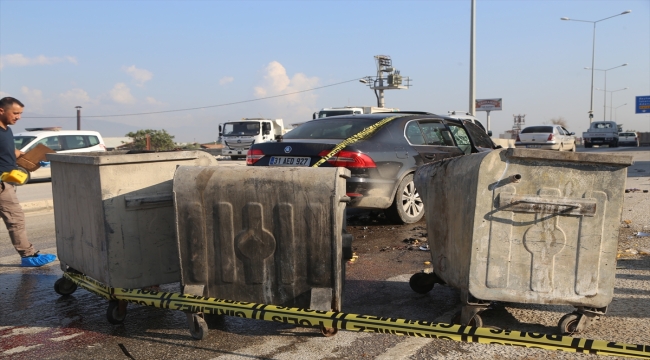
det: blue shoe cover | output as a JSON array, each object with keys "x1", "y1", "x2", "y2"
[{"x1": 21, "y1": 253, "x2": 57, "y2": 267}]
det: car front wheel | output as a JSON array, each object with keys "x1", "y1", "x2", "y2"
[{"x1": 385, "y1": 174, "x2": 425, "y2": 224}]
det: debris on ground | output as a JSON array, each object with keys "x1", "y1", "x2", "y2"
[
  {"x1": 636, "y1": 232, "x2": 650, "y2": 238},
  {"x1": 419, "y1": 245, "x2": 430, "y2": 251}
]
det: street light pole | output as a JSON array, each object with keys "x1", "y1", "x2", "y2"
[
  {"x1": 585, "y1": 63, "x2": 627, "y2": 120},
  {"x1": 469, "y1": 0, "x2": 476, "y2": 116},
  {"x1": 561, "y1": 10, "x2": 631, "y2": 126},
  {"x1": 614, "y1": 103, "x2": 627, "y2": 122},
  {"x1": 596, "y1": 87, "x2": 627, "y2": 120},
  {"x1": 75, "y1": 106, "x2": 82, "y2": 130}
]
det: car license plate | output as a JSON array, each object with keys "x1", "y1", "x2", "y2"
[
  {"x1": 527, "y1": 145, "x2": 541, "y2": 148},
  {"x1": 268, "y1": 156, "x2": 311, "y2": 166}
]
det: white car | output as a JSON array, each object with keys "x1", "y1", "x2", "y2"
[
  {"x1": 13, "y1": 128, "x2": 106, "y2": 182},
  {"x1": 618, "y1": 132, "x2": 639, "y2": 147},
  {"x1": 515, "y1": 125, "x2": 576, "y2": 151}
]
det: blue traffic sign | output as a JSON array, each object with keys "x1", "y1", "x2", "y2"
[{"x1": 636, "y1": 95, "x2": 650, "y2": 114}]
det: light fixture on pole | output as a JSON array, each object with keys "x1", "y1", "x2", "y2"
[
  {"x1": 614, "y1": 103, "x2": 627, "y2": 122},
  {"x1": 561, "y1": 10, "x2": 631, "y2": 125},
  {"x1": 359, "y1": 56, "x2": 411, "y2": 108},
  {"x1": 595, "y1": 87, "x2": 628, "y2": 120},
  {"x1": 584, "y1": 63, "x2": 627, "y2": 120}
]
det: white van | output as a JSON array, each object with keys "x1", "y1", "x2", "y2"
[{"x1": 13, "y1": 128, "x2": 106, "y2": 181}]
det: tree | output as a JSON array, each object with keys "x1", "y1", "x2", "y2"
[
  {"x1": 550, "y1": 117, "x2": 568, "y2": 128},
  {"x1": 125, "y1": 129, "x2": 176, "y2": 151}
]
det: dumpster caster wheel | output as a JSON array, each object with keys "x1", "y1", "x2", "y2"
[
  {"x1": 54, "y1": 277, "x2": 77, "y2": 296},
  {"x1": 106, "y1": 300, "x2": 128, "y2": 325},
  {"x1": 558, "y1": 313, "x2": 581, "y2": 335},
  {"x1": 189, "y1": 314, "x2": 209, "y2": 340},
  {"x1": 320, "y1": 325, "x2": 338, "y2": 337},
  {"x1": 452, "y1": 311, "x2": 483, "y2": 328},
  {"x1": 409, "y1": 272, "x2": 438, "y2": 294}
]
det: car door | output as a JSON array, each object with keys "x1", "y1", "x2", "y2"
[
  {"x1": 561, "y1": 126, "x2": 574, "y2": 146},
  {"x1": 403, "y1": 120, "x2": 463, "y2": 163},
  {"x1": 554, "y1": 126, "x2": 565, "y2": 148}
]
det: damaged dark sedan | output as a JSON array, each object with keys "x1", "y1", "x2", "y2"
[{"x1": 246, "y1": 113, "x2": 497, "y2": 224}]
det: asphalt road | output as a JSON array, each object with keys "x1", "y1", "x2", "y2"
[{"x1": 1, "y1": 147, "x2": 649, "y2": 360}]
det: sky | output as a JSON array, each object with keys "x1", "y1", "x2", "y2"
[{"x1": 1, "y1": 0, "x2": 649, "y2": 143}]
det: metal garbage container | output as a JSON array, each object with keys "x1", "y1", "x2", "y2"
[
  {"x1": 49, "y1": 150, "x2": 218, "y2": 291},
  {"x1": 411, "y1": 148, "x2": 633, "y2": 334},
  {"x1": 173, "y1": 166, "x2": 351, "y2": 339}
]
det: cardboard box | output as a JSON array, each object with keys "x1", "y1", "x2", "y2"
[{"x1": 16, "y1": 144, "x2": 55, "y2": 172}]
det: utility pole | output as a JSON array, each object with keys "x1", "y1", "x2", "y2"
[
  {"x1": 359, "y1": 55, "x2": 411, "y2": 108},
  {"x1": 75, "y1": 106, "x2": 82, "y2": 130}
]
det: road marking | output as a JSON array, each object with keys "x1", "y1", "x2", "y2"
[
  {"x1": 50, "y1": 333, "x2": 83, "y2": 342},
  {"x1": 209, "y1": 328, "x2": 371, "y2": 360},
  {"x1": 1, "y1": 327, "x2": 50, "y2": 338},
  {"x1": 209, "y1": 336, "x2": 296, "y2": 359},
  {"x1": 3, "y1": 344, "x2": 43, "y2": 355},
  {"x1": 375, "y1": 337, "x2": 432, "y2": 360},
  {"x1": 274, "y1": 331, "x2": 371, "y2": 360}
]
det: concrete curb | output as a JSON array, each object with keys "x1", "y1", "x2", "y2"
[{"x1": 21, "y1": 199, "x2": 54, "y2": 213}]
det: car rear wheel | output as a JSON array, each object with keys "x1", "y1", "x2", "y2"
[{"x1": 385, "y1": 174, "x2": 424, "y2": 224}]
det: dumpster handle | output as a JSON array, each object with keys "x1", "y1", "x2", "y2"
[
  {"x1": 124, "y1": 194, "x2": 173, "y2": 210},
  {"x1": 498, "y1": 193, "x2": 597, "y2": 216}
]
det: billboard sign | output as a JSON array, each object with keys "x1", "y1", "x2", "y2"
[
  {"x1": 636, "y1": 95, "x2": 650, "y2": 114},
  {"x1": 476, "y1": 98, "x2": 502, "y2": 111}
]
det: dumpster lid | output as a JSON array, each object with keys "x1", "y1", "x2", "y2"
[
  {"x1": 46, "y1": 150, "x2": 211, "y2": 165},
  {"x1": 505, "y1": 148, "x2": 633, "y2": 167}
]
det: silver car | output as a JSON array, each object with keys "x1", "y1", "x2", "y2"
[{"x1": 515, "y1": 125, "x2": 576, "y2": 151}]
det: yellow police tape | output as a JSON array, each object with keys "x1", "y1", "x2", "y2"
[
  {"x1": 64, "y1": 272, "x2": 650, "y2": 358},
  {"x1": 312, "y1": 115, "x2": 406, "y2": 167}
]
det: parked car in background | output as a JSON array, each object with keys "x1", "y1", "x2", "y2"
[
  {"x1": 246, "y1": 113, "x2": 497, "y2": 224},
  {"x1": 618, "y1": 132, "x2": 639, "y2": 147},
  {"x1": 13, "y1": 128, "x2": 106, "y2": 182},
  {"x1": 515, "y1": 125, "x2": 576, "y2": 151}
]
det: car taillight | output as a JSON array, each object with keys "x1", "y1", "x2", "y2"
[
  {"x1": 246, "y1": 149, "x2": 264, "y2": 165},
  {"x1": 547, "y1": 134, "x2": 555, "y2": 141},
  {"x1": 317, "y1": 150, "x2": 377, "y2": 168},
  {"x1": 516, "y1": 135, "x2": 520, "y2": 142},
  {"x1": 100, "y1": 144, "x2": 106, "y2": 150}
]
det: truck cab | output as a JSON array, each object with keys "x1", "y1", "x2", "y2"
[{"x1": 220, "y1": 118, "x2": 285, "y2": 159}]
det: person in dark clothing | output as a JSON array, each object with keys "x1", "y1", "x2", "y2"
[{"x1": 0, "y1": 97, "x2": 56, "y2": 267}]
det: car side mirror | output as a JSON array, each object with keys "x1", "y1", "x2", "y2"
[
  {"x1": 313, "y1": 112, "x2": 317, "y2": 119},
  {"x1": 218, "y1": 125, "x2": 222, "y2": 132},
  {"x1": 487, "y1": 130, "x2": 493, "y2": 137},
  {"x1": 570, "y1": 132, "x2": 575, "y2": 135},
  {"x1": 264, "y1": 130, "x2": 271, "y2": 135}
]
